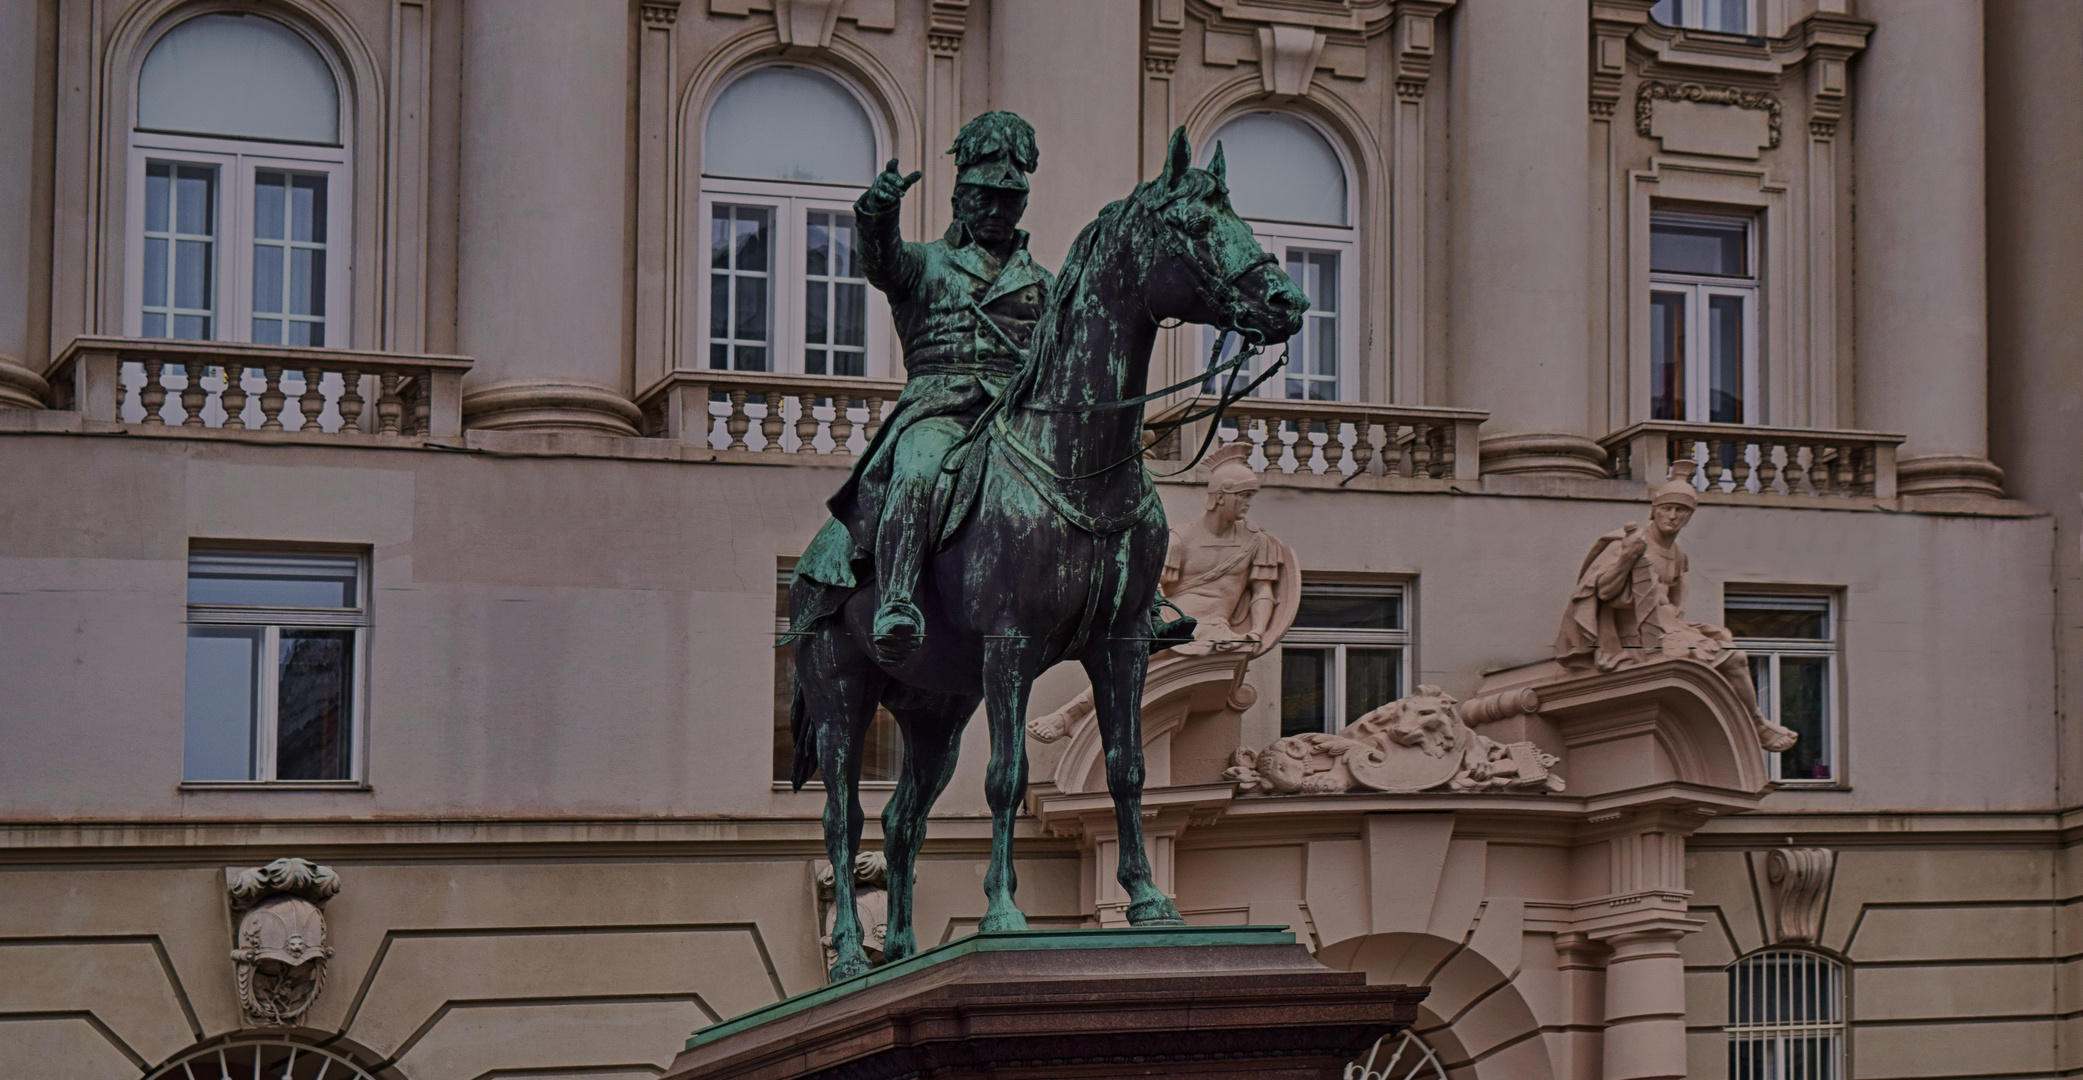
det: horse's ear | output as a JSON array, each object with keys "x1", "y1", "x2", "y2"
[
  {"x1": 1208, "y1": 141, "x2": 1227, "y2": 185},
  {"x1": 1161, "y1": 126, "x2": 1191, "y2": 189}
]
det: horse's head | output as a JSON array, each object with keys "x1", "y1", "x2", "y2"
[{"x1": 1133, "y1": 127, "x2": 1309, "y2": 346}]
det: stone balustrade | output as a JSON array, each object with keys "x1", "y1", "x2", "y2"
[
  {"x1": 639, "y1": 370, "x2": 907, "y2": 456},
  {"x1": 45, "y1": 336, "x2": 470, "y2": 438},
  {"x1": 1149, "y1": 396, "x2": 1487, "y2": 481},
  {"x1": 1603, "y1": 421, "x2": 1907, "y2": 500}
]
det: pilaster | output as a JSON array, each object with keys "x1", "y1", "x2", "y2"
[{"x1": 635, "y1": 1, "x2": 681, "y2": 392}]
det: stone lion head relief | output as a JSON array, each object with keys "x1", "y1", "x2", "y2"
[
  {"x1": 1364, "y1": 686, "x2": 1461, "y2": 758},
  {"x1": 227, "y1": 857, "x2": 340, "y2": 1026}
]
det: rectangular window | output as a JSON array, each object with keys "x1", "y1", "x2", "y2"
[
  {"x1": 772, "y1": 570, "x2": 902, "y2": 783},
  {"x1": 1650, "y1": 212, "x2": 1758, "y2": 424},
  {"x1": 183, "y1": 551, "x2": 365, "y2": 784},
  {"x1": 1203, "y1": 231, "x2": 1357, "y2": 403},
  {"x1": 1650, "y1": 0, "x2": 1756, "y2": 34},
  {"x1": 250, "y1": 170, "x2": 329, "y2": 347},
  {"x1": 711, "y1": 204, "x2": 773, "y2": 371},
  {"x1": 1280, "y1": 584, "x2": 1410, "y2": 737},
  {"x1": 142, "y1": 161, "x2": 218, "y2": 340},
  {"x1": 1726, "y1": 593, "x2": 1837, "y2": 784}
]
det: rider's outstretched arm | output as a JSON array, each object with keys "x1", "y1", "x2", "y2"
[{"x1": 854, "y1": 158, "x2": 926, "y2": 299}]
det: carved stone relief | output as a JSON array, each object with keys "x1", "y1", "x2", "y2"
[
  {"x1": 816, "y1": 852, "x2": 888, "y2": 973},
  {"x1": 1637, "y1": 81, "x2": 1782, "y2": 158},
  {"x1": 1767, "y1": 847, "x2": 1834, "y2": 944},
  {"x1": 1225, "y1": 686, "x2": 1565, "y2": 796},
  {"x1": 227, "y1": 858, "x2": 340, "y2": 1026}
]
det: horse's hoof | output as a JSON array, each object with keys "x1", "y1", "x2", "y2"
[
  {"x1": 978, "y1": 908, "x2": 1029, "y2": 933},
  {"x1": 1126, "y1": 897, "x2": 1186, "y2": 926},
  {"x1": 829, "y1": 953, "x2": 871, "y2": 981},
  {"x1": 882, "y1": 932, "x2": 917, "y2": 963}
]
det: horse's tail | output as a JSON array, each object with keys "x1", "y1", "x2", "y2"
[{"x1": 788, "y1": 666, "x2": 818, "y2": 792}]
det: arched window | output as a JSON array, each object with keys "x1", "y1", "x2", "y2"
[
  {"x1": 698, "y1": 65, "x2": 888, "y2": 378},
  {"x1": 1728, "y1": 949, "x2": 1845, "y2": 1080},
  {"x1": 1345, "y1": 1030, "x2": 1449, "y2": 1080},
  {"x1": 148, "y1": 1036, "x2": 385, "y2": 1079},
  {"x1": 1202, "y1": 111, "x2": 1357, "y2": 401},
  {"x1": 127, "y1": 12, "x2": 349, "y2": 346}
]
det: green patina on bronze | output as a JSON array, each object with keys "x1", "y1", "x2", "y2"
[{"x1": 786, "y1": 115, "x2": 1309, "y2": 983}]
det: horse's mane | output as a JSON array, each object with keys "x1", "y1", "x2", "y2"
[{"x1": 1004, "y1": 168, "x2": 1225, "y2": 411}]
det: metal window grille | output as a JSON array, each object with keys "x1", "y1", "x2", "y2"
[
  {"x1": 1727, "y1": 949, "x2": 1845, "y2": 1080},
  {"x1": 149, "y1": 1038, "x2": 382, "y2": 1079},
  {"x1": 1346, "y1": 1031, "x2": 1449, "y2": 1080}
]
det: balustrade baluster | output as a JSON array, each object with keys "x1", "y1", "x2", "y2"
[
  {"x1": 1731, "y1": 442, "x2": 1754, "y2": 493},
  {"x1": 724, "y1": 390, "x2": 751, "y2": 450},
  {"x1": 1608, "y1": 440, "x2": 1631, "y2": 480},
  {"x1": 864, "y1": 396, "x2": 887, "y2": 443},
  {"x1": 220, "y1": 363, "x2": 248, "y2": 430},
  {"x1": 1432, "y1": 424, "x2": 1453, "y2": 479},
  {"x1": 1834, "y1": 442, "x2": 1856, "y2": 492},
  {"x1": 139, "y1": 358, "x2": 167, "y2": 425},
  {"x1": 179, "y1": 363, "x2": 207, "y2": 426},
  {"x1": 1855, "y1": 444, "x2": 1876, "y2": 496},
  {"x1": 1411, "y1": 423, "x2": 1433, "y2": 477},
  {"x1": 1350, "y1": 419, "x2": 1374, "y2": 475},
  {"x1": 410, "y1": 375, "x2": 432, "y2": 436},
  {"x1": 1323, "y1": 419, "x2": 1347, "y2": 474},
  {"x1": 376, "y1": 372, "x2": 404, "y2": 434},
  {"x1": 1756, "y1": 443, "x2": 1780, "y2": 494},
  {"x1": 830, "y1": 396, "x2": 855, "y2": 455},
  {"x1": 796, "y1": 392, "x2": 820, "y2": 454},
  {"x1": 1813, "y1": 445, "x2": 1837, "y2": 494},
  {"x1": 761, "y1": 390, "x2": 786, "y2": 452},
  {"x1": 259, "y1": 366, "x2": 287, "y2": 430},
  {"x1": 338, "y1": 367, "x2": 365, "y2": 433},
  {"x1": 1382, "y1": 423, "x2": 1404, "y2": 477},
  {"x1": 298, "y1": 367, "x2": 325, "y2": 432}
]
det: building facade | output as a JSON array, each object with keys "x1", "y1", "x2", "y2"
[{"x1": 0, "y1": 0, "x2": 2078, "y2": 1078}]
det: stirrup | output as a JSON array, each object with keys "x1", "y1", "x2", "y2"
[
  {"x1": 873, "y1": 599, "x2": 925, "y2": 663},
  {"x1": 1148, "y1": 597, "x2": 1197, "y2": 653}
]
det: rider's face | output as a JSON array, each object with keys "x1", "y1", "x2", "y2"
[{"x1": 954, "y1": 184, "x2": 1027, "y2": 247}]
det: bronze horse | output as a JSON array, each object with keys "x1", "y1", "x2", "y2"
[{"x1": 790, "y1": 128, "x2": 1308, "y2": 980}]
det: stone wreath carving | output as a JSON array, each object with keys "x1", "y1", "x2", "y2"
[
  {"x1": 816, "y1": 852, "x2": 889, "y2": 974},
  {"x1": 1225, "y1": 686, "x2": 1565, "y2": 796},
  {"x1": 1636, "y1": 80, "x2": 1782, "y2": 149},
  {"x1": 227, "y1": 857, "x2": 340, "y2": 1026}
]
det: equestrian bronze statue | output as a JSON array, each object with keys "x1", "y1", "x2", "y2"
[{"x1": 788, "y1": 117, "x2": 1307, "y2": 981}]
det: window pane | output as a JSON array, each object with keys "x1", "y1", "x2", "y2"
[
  {"x1": 734, "y1": 276, "x2": 767, "y2": 340},
  {"x1": 831, "y1": 215, "x2": 856, "y2": 278},
  {"x1": 1295, "y1": 591, "x2": 1400, "y2": 630},
  {"x1": 705, "y1": 66, "x2": 876, "y2": 185},
  {"x1": 174, "y1": 239, "x2": 211, "y2": 311},
  {"x1": 1651, "y1": 291, "x2": 1686, "y2": 420},
  {"x1": 806, "y1": 212, "x2": 829, "y2": 276},
  {"x1": 143, "y1": 237, "x2": 168, "y2": 308},
  {"x1": 184, "y1": 626, "x2": 260, "y2": 780},
  {"x1": 1651, "y1": 217, "x2": 1747, "y2": 276},
  {"x1": 291, "y1": 174, "x2": 325, "y2": 243},
  {"x1": 734, "y1": 345, "x2": 767, "y2": 371},
  {"x1": 137, "y1": 13, "x2": 340, "y2": 143},
  {"x1": 1704, "y1": 0, "x2": 1752, "y2": 33},
  {"x1": 1727, "y1": 597, "x2": 1829, "y2": 639},
  {"x1": 276, "y1": 629, "x2": 352, "y2": 780},
  {"x1": 805, "y1": 348, "x2": 827, "y2": 375},
  {"x1": 1281, "y1": 647, "x2": 1328, "y2": 737},
  {"x1": 836, "y1": 282, "x2": 865, "y2": 348},
  {"x1": 1203, "y1": 111, "x2": 1346, "y2": 225},
  {"x1": 255, "y1": 172, "x2": 286, "y2": 240},
  {"x1": 1709, "y1": 293, "x2": 1745, "y2": 423},
  {"x1": 290, "y1": 247, "x2": 321, "y2": 315},
  {"x1": 252, "y1": 318, "x2": 283, "y2": 344},
  {"x1": 806, "y1": 279, "x2": 827, "y2": 344},
  {"x1": 1345, "y1": 647, "x2": 1401, "y2": 725},
  {"x1": 145, "y1": 163, "x2": 171, "y2": 232},
  {"x1": 709, "y1": 274, "x2": 730, "y2": 339},
  {"x1": 175, "y1": 167, "x2": 214, "y2": 234},
  {"x1": 711, "y1": 208, "x2": 730, "y2": 269},
  {"x1": 173, "y1": 314, "x2": 210, "y2": 339},
  {"x1": 188, "y1": 552, "x2": 358, "y2": 608},
  {"x1": 734, "y1": 210, "x2": 769, "y2": 272},
  {"x1": 143, "y1": 312, "x2": 166, "y2": 337},
  {"x1": 289, "y1": 320, "x2": 321, "y2": 347},
  {"x1": 1778, "y1": 657, "x2": 1829, "y2": 780},
  {"x1": 252, "y1": 244, "x2": 283, "y2": 314}
]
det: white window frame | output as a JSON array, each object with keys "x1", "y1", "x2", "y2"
[
  {"x1": 1651, "y1": 0, "x2": 1758, "y2": 34},
  {"x1": 1206, "y1": 227, "x2": 1359, "y2": 403},
  {"x1": 1649, "y1": 211, "x2": 1759, "y2": 425},
  {"x1": 183, "y1": 550, "x2": 370, "y2": 787},
  {"x1": 1280, "y1": 583, "x2": 1412, "y2": 736},
  {"x1": 1727, "y1": 592, "x2": 1838, "y2": 786},
  {"x1": 125, "y1": 132, "x2": 351, "y2": 346},
  {"x1": 695, "y1": 178, "x2": 894, "y2": 379}
]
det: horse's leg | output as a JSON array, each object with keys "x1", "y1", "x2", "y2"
[
  {"x1": 979, "y1": 636, "x2": 1036, "y2": 932},
  {"x1": 879, "y1": 693, "x2": 977, "y2": 962},
  {"x1": 806, "y1": 629, "x2": 887, "y2": 981},
  {"x1": 1086, "y1": 635, "x2": 1186, "y2": 926}
]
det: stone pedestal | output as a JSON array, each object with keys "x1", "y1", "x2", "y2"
[{"x1": 662, "y1": 927, "x2": 1425, "y2": 1080}]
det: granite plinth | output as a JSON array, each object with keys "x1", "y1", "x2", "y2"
[{"x1": 663, "y1": 927, "x2": 1426, "y2": 1080}]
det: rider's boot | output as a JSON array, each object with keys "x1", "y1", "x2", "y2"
[{"x1": 872, "y1": 478, "x2": 931, "y2": 665}]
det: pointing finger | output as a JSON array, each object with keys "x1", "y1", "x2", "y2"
[{"x1": 902, "y1": 170, "x2": 924, "y2": 189}]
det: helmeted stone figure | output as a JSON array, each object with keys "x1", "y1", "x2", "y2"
[
  {"x1": 793, "y1": 111, "x2": 1055, "y2": 663},
  {"x1": 1556, "y1": 459, "x2": 1800, "y2": 753}
]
